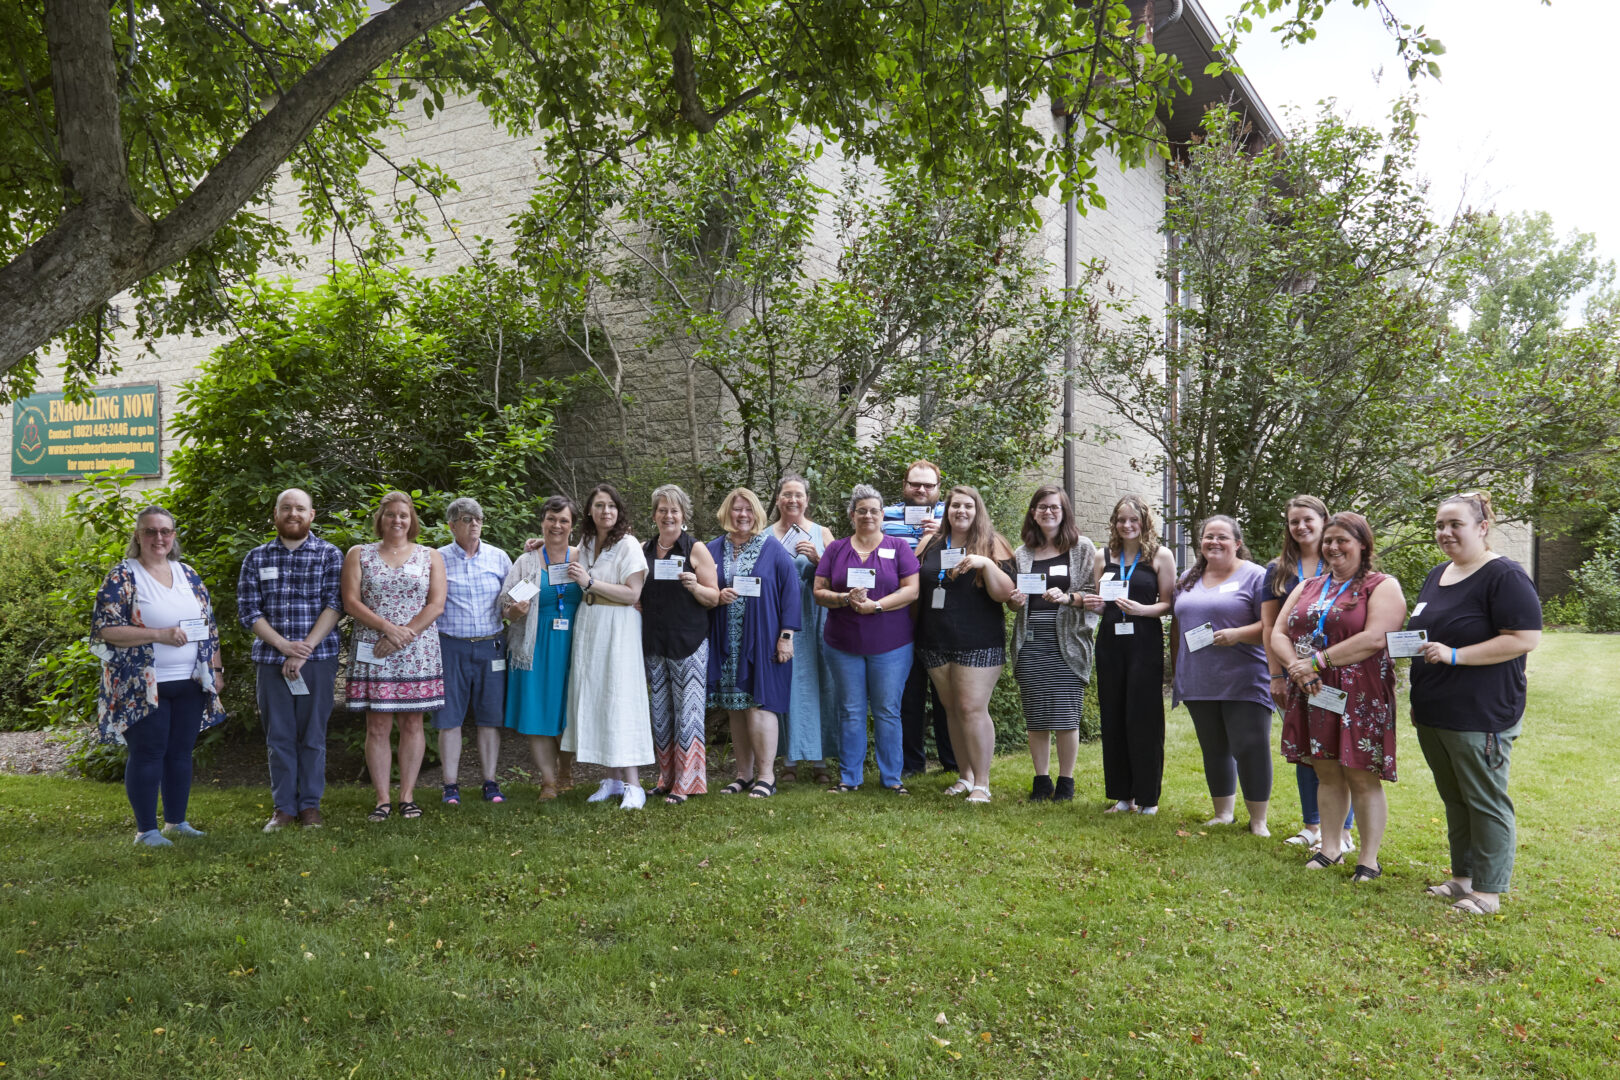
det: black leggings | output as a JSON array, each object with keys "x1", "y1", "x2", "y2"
[
  {"x1": 123, "y1": 680, "x2": 205, "y2": 833},
  {"x1": 1185, "y1": 699, "x2": 1272, "y2": 802},
  {"x1": 1096, "y1": 644, "x2": 1164, "y2": 806}
]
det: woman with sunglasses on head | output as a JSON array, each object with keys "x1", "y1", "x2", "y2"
[
  {"x1": 1259, "y1": 495, "x2": 1355, "y2": 855},
  {"x1": 1407, "y1": 492, "x2": 1541, "y2": 915},
  {"x1": 1007, "y1": 485, "x2": 1099, "y2": 802}
]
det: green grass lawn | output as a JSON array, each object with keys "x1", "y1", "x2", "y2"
[{"x1": 3, "y1": 634, "x2": 1617, "y2": 1079}]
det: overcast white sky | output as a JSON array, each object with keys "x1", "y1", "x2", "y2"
[{"x1": 1206, "y1": 0, "x2": 1618, "y2": 288}]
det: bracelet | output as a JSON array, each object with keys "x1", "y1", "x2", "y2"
[
  {"x1": 1311, "y1": 651, "x2": 1323, "y2": 672},
  {"x1": 1269, "y1": 673, "x2": 1288, "y2": 682},
  {"x1": 1451, "y1": 647, "x2": 1458, "y2": 667},
  {"x1": 585, "y1": 576, "x2": 595, "y2": 592},
  {"x1": 1321, "y1": 650, "x2": 1334, "y2": 670}
]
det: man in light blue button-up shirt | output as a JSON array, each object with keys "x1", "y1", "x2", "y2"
[{"x1": 434, "y1": 497, "x2": 513, "y2": 805}]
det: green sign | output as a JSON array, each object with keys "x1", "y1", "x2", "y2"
[{"x1": 11, "y1": 384, "x2": 163, "y2": 479}]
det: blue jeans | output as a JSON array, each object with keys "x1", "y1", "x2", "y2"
[
  {"x1": 824, "y1": 642, "x2": 912, "y2": 789},
  {"x1": 1296, "y1": 762, "x2": 1355, "y2": 829}
]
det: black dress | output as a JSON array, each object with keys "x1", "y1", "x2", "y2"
[
  {"x1": 915, "y1": 541, "x2": 1011, "y2": 670},
  {"x1": 1095, "y1": 549, "x2": 1165, "y2": 807}
]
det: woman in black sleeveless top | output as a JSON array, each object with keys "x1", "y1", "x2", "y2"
[
  {"x1": 1083, "y1": 495, "x2": 1177, "y2": 814},
  {"x1": 641, "y1": 485, "x2": 721, "y2": 804}
]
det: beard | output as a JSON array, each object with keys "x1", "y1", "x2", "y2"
[{"x1": 277, "y1": 520, "x2": 312, "y2": 541}]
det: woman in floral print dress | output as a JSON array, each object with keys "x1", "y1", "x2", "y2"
[{"x1": 1272, "y1": 512, "x2": 1406, "y2": 883}]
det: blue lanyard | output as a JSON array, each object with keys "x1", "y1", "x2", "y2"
[
  {"x1": 1310, "y1": 576, "x2": 1354, "y2": 646},
  {"x1": 937, "y1": 532, "x2": 954, "y2": 586},
  {"x1": 1118, "y1": 549, "x2": 1141, "y2": 586},
  {"x1": 1311, "y1": 558, "x2": 1325, "y2": 578},
  {"x1": 541, "y1": 545, "x2": 569, "y2": 614}
]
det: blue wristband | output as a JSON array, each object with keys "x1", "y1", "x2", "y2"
[{"x1": 1450, "y1": 647, "x2": 1457, "y2": 667}]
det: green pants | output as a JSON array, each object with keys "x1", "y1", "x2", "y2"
[{"x1": 1415, "y1": 721, "x2": 1522, "y2": 894}]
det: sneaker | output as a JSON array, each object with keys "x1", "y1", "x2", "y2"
[
  {"x1": 163, "y1": 821, "x2": 206, "y2": 838},
  {"x1": 587, "y1": 778, "x2": 624, "y2": 803},
  {"x1": 441, "y1": 783, "x2": 461, "y2": 805},
  {"x1": 1134, "y1": 805, "x2": 1159, "y2": 816},
  {"x1": 263, "y1": 811, "x2": 298, "y2": 833},
  {"x1": 297, "y1": 808, "x2": 324, "y2": 829},
  {"x1": 482, "y1": 780, "x2": 505, "y2": 804},
  {"x1": 1052, "y1": 776, "x2": 1075, "y2": 802},
  {"x1": 620, "y1": 784, "x2": 646, "y2": 810},
  {"x1": 1029, "y1": 774, "x2": 1054, "y2": 802},
  {"x1": 134, "y1": 829, "x2": 173, "y2": 847}
]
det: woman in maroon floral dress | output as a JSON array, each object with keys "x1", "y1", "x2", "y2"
[{"x1": 1270, "y1": 512, "x2": 1406, "y2": 883}]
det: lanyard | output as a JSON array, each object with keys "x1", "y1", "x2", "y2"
[
  {"x1": 1118, "y1": 549, "x2": 1141, "y2": 586},
  {"x1": 1310, "y1": 576, "x2": 1355, "y2": 646},
  {"x1": 937, "y1": 531, "x2": 954, "y2": 586},
  {"x1": 1311, "y1": 558, "x2": 1325, "y2": 578},
  {"x1": 541, "y1": 545, "x2": 569, "y2": 614}
]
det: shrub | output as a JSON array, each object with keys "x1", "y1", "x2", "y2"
[
  {"x1": 1571, "y1": 518, "x2": 1620, "y2": 632},
  {"x1": 0, "y1": 499, "x2": 82, "y2": 730},
  {"x1": 1539, "y1": 591, "x2": 1586, "y2": 629}
]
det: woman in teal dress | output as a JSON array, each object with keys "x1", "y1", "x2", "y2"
[{"x1": 501, "y1": 495, "x2": 581, "y2": 801}]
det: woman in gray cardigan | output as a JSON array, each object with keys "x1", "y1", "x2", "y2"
[{"x1": 1007, "y1": 485, "x2": 1099, "y2": 801}]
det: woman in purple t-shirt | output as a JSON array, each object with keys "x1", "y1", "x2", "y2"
[
  {"x1": 813, "y1": 484, "x2": 921, "y2": 793},
  {"x1": 1171, "y1": 514, "x2": 1273, "y2": 835}
]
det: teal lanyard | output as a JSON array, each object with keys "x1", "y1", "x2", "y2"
[{"x1": 541, "y1": 545, "x2": 569, "y2": 614}]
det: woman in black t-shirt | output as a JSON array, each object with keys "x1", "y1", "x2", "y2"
[
  {"x1": 915, "y1": 486, "x2": 1015, "y2": 804},
  {"x1": 1408, "y1": 492, "x2": 1542, "y2": 916}
]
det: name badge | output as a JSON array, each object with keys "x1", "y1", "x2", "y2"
[
  {"x1": 931, "y1": 589, "x2": 946, "y2": 609},
  {"x1": 1114, "y1": 621, "x2": 1135, "y2": 636},
  {"x1": 1308, "y1": 685, "x2": 1349, "y2": 715},
  {"x1": 653, "y1": 558, "x2": 684, "y2": 581},
  {"x1": 1098, "y1": 580, "x2": 1128, "y2": 601},
  {"x1": 546, "y1": 562, "x2": 572, "y2": 586},
  {"x1": 1410, "y1": 602, "x2": 1428, "y2": 618},
  {"x1": 355, "y1": 640, "x2": 384, "y2": 665},
  {"x1": 1184, "y1": 622, "x2": 1216, "y2": 651},
  {"x1": 903, "y1": 505, "x2": 929, "y2": 526},
  {"x1": 506, "y1": 579, "x2": 540, "y2": 605},
  {"x1": 939, "y1": 548, "x2": 965, "y2": 570},
  {"x1": 178, "y1": 618, "x2": 209, "y2": 642},
  {"x1": 404, "y1": 562, "x2": 424, "y2": 577},
  {"x1": 1385, "y1": 629, "x2": 1428, "y2": 658},
  {"x1": 878, "y1": 547, "x2": 896, "y2": 560},
  {"x1": 847, "y1": 568, "x2": 877, "y2": 590},
  {"x1": 285, "y1": 671, "x2": 310, "y2": 696},
  {"x1": 552, "y1": 618, "x2": 570, "y2": 632},
  {"x1": 734, "y1": 576, "x2": 763, "y2": 598},
  {"x1": 1048, "y1": 564, "x2": 1068, "y2": 577},
  {"x1": 491, "y1": 658, "x2": 506, "y2": 672},
  {"x1": 1218, "y1": 580, "x2": 1241, "y2": 593},
  {"x1": 1016, "y1": 573, "x2": 1046, "y2": 595},
  {"x1": 258, "y1": 566, "x2": 279, "y2": 581}
]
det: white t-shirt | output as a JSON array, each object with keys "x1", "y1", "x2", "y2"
[{"x1": 129, "y1": 559, "x2": 203, "y2": 683}]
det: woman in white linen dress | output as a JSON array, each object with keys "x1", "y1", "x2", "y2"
[{"x1": 562, "y1": 483, "x2": 653, "y2": 808}]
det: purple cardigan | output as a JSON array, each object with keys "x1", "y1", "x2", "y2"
[{"x1": 705, "y1": 535, "x2": 803, "y2": 714}]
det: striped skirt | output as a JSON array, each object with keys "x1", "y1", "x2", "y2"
[
  {"x1": 1013, "y1": 611, "x2": 1085, "y2": 732},
  {"x1": 647, "y1": 643, "x2": 709, "y2": 796}
]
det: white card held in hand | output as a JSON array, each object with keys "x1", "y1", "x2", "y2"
[
  {"x1": 846, "y1": 568, "x2": 877, "y2": 590},
  {"x1": 546, "y1": 562, "x2": 572, "y2": 586},
  {"x1": 653, "y1": 558, "x2": 684, "y2": 581},
  {"x1": 939, "y1": 548, "x2": 965, "y2": 570},
  {"x1": 1308, "y1": 685, "x2": 1349, "y2": 715},
  {"x1": 1098, "y1": 580, "x2": 1128, "y2": 601},
  {"x1": 734, "y1": 576, "x2": 763, "y2": 597},
  {"x1": 904, "y1": 505, "x2": 929, "y2": 526},
  {"x1": 177, "y1": 618, "x2": 209, "y2": 642},
  {"x1": 1385, "y1": 629, "x2": 1428, "y2": 658},
  {"x1": 285, "y1": 672, "x2": 310, "y2": 696},
  {"x1": 355, "y1": 640, "x2": 383, "y2": 665},
  {"x1": 506, "y1": 579, "x2": 541, "y2": 605},
  {"x1": 1184, "y1": 622, "x2": 1216, "y2": 651},
  {"x1": 1016, "y1": 573, "x2": 1047, "y2": 595}
]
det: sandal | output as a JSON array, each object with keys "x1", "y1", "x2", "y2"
[
  {"x1": 398, "y1": 801, "x2": 423, "y2": 820},
  {"x1": 827, "y1": 783, "x2": 859, "y2": 794},
  {"x1": 812, "y1": 769, "x2": 833, "y2": 786},
  {"x1": 1304, "y1": 851, "x2": 1344, "y2": 869},
  {"x1": 885, "y1": 784, "x2": 911, "y2": 796},
  {"x1": 719, "y1": 776, "x2": 754, "y2": 795},
  {"x1": 367, "y1": 802, "x2": 393, "y2": 822},
  {"x1": 1425, "y1": 880, "x2": 1470, "y2": 899},
  {"x1": 779, "y1": 767, "x2": 798, "y2": 784},
  {"x1": 748, "y1": 780, "x2": 777, "y2": 799},
  {"x1": 649, "y1": 785, "x2": 672, "y2": 799},
  {"x1": 441, "y1": 783, "x2": 460, "y2": 805},
  {"x1": 966, "y1": 786, "x2": 991, "y2": 804},
  {"x1": 1349, "y1": 864, "x2": 1383, "y2": 883},
  {"x1": 537, "y1": 783, "x2": 560, "y2": 802},
  {"x1": 943, "y1": 780, "x2": 971, "y2": 797},
  {"x1": 1451, "y1": 893, "x2": 1500, "y2": 915},
  {"x1": 1284, "y1": 827, "x2": 1321, "y2": 847},
  {"x1": 664, "y1": 793, "x2": 688, "y2": 806}
]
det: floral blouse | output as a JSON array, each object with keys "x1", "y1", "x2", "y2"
[{"x1": 90, "y1": 559, "x2": 227, "y2": 745}]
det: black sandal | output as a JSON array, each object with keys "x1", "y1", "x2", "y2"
[
  {"x1": 748, "y1": 780, "x2": 777, "y2": 799},
  {"x1": 827, "y1": 783, "x2": 859, "y2": 794},
  {"x1": 398, "y1": 800, "x2": 423, "y2": 820},
  {"x1": 650, "y1": 785, "x2": 672, "y2": 799},
  {"x1": 885, "y1": 784, "x2": 911, "y2": 796},
  {"x1": 719, "y1": 777, "x2": 754, "y2": 795},
  {"x1": 1304, "y1": 851, "x2": 1344, "y2": 869},
  {"x1": 1349, "y1": 863, "x2": 1383, "y2": 882},
  {"x1": 664, "y1": 793, "x2": 688, "y2": 806},
  {"x1": 367, "y1": 802, "x2": 392, "y2": 822}
]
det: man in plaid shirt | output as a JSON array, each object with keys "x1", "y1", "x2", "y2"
[
  {"x1": 237, "y1": 489, "x2": 345, "y2": 832},
  {"x1": 434, "y1": 497, "x2": 513, "y2": 805}
]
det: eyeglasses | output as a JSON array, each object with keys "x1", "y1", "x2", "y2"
[
  {"x1": 1034, "y1": 505, "x2": 1063, "y2": 515},
  {"x1": 140, "y1": 527, "x2": 176, "y2": 538},
  {"x1": 905, "y1": 479, "x2": 938, "y2": 489},
  {"x1": 455, "y1": 517, "x2": 484, "y2": 524}
]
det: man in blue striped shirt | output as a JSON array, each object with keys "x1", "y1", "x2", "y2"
[
  {"x1": 883, "y1": 460, "x2": 956, "y2": 778},
  {"x1": 434, "y1": 497, "x2": 513, "y2": 805},
  {"x1": 238, "y1": 489, "x2": 344, "y2": 832}
]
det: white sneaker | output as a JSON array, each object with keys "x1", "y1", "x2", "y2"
[
  {"x1": 1134, "y1": 805, "x2": 1158, "y2": 816},
  {"x1": 587, "y1": 778, "x2": 623, "y2": 803},
  {"x1": 1342, "y1": 834, "x2": 1356, "y2": 854},
  {"x1": 620, "y1": 784, "x2": 646, "y2": 810}
]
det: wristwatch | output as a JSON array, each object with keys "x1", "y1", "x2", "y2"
[{"x1": 874, "y1": 600, "x2": 884, "y2": 614}]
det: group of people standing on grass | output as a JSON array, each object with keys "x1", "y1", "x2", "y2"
[{"x1": 89, "y1": 467, "x2": 1540, "y2": 915}]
